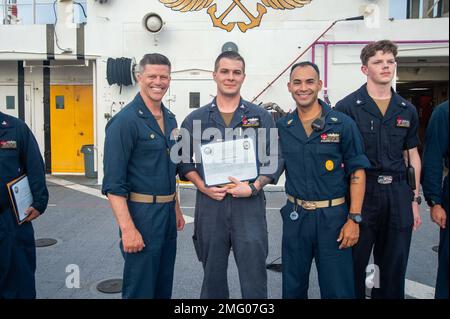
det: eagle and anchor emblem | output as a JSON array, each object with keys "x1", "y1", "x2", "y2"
[{"x1": 159, "y1": 0, "x2": 313, "y2": 32}]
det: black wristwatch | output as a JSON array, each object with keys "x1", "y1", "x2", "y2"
[
  {"x1": 348, "y1": 213, "x2": 363, "y2": 224},
  {"x1": 413, "y1": 196, "x2": 422, "y2": 205},
  {"x1": 426, "y1": 199, "x2": 437, "y2": 207},
  {"x1": 249, "y1": 183, "x2": 259, "y2": 197}
]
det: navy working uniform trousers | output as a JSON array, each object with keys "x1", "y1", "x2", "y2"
[
  {"x1": 179, "y1": 98, "x2": 282, "y2": 299},
  {"x1": 336, "y1": 84, "x2": 420, "y2": 299},
  {"x1": 102, "y1": 93, "x2": 178, "y2": 299},
  {"x1": 421, "y1": 100, "x2": 449, "y2": 299},
  {"x1": 0, "y1": 112, "x2": 48, "y2": 299},
  {"x1": 277, "y1": 100, "x2": 370, "y2": 299}
]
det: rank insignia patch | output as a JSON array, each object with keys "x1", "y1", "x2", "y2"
[{"x1": 320, "y1": 133, "x2": 340, "y2": 143}]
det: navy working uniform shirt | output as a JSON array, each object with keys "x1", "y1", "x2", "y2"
[
  {"x1": 335, "y1": 84, "x2": 420, "y2": 175},
  {"x1": 102, "y1": 93, "x2": 178, "y2": 197},
  {"x1": 178, "y1": 98, "x2": 282, "y2": 184},
  {"x1": 422, "y1": 101, "x2": 449, "y2": 210},
  {"x1": 177, "y1": 98, "x2": 282, "y2": 299},
  {"x1": 277, "y1": 100, "x2": 370, "y2": 200},
  {"x1": 101, "y1": 94, "x2": 179, "y2": 299},
  {"x1": 0, "y1": 112, "x2": 48, "y2": 214}
]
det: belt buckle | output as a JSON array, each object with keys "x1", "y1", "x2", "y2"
[
  {"x1": 301, "y1": 201, "x2": 317, "y2": 211},
  {"x1": 377, "y1": 175, "x2": 393, "y2": 184}
]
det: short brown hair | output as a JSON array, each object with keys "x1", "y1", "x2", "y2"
[
  {"x1": 360, "y1": 40, "x2": 398, "y2": 66},
  {"x1": 214, "y1": 51, "x2": 245, "y2": 73}
]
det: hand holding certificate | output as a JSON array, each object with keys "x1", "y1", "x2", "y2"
[
  {"x1": 201, "y1": 137, "x2": 258, "y2": 187},
  {"x1": 6, "y1": 175, "x2": 34, "y2": 225}
]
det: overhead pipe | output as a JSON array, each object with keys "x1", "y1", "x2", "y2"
[
  {"x1": 312, "y1": 39, "x2": 449, "y2": 105},
  {"x1": 251, "y1": 15, "x2": 365, "y2": 103}
]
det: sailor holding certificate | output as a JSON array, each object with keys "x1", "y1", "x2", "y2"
[
  {"x1": 0, "y1": 111, "x2": 49, "y2": 299},
  {"x1": 178, "y1": 51, "x2": 283, "y2": 299}
]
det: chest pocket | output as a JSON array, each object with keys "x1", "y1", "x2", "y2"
[
  {"x1": 0, "y1": 148, "x2": 18, "y2": 156},
  {"x1": 134, "y1": 132, "x2": 168, "y2": 175},
  {"x1": 136, "y1": 133, "x2": 165, "y2": 151},
  {"x1": 0, "y1": 148, "x2": 21, "y2": 179},
  {"x1": 279, "y1": 132, "x2": 301, "y2": 167},
  {"x1": 359, "y1": 122, "x2": 378, "y2": 161},
  {"x1": 388, "y1": 126, "x2": 408, "y2": 160},
  {"x1": 316, "y1": 144, "x2": 343, "y2": 176}
]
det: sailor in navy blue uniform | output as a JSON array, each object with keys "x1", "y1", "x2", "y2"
[
  {"x1": 102, "y1": 54, "x2": 185, "y2": 299},
  {"x1": 0, "y1": 112, "x2": 48, "y2": 299},
  {"x1": 277, "y1": 62, "x2": 370, "y2": 299},
  {"x1": 421, "y1": 100, "x2": 449, "y2": 299},
  {"x1": 178, "y1": 51, "x2": 282, "y2": 299},
  {"x1": 335, "y1": 40, "x2": 422, "y2": 299}
]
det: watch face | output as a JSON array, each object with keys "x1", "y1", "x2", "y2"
[{"x1": 350, "y1": 214, "x2": 362, "y2": 223}]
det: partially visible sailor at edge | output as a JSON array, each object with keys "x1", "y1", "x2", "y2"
[
  {"x1": 102, "y1": 53, "x2": 185, "y2": 299},
  {"x1": 277, "y1": 61, "x2": 370, "y2": 299},
  {"x1": 421, "y1": 100, "x2": 449, "y2": 299},
  {"x1": 0, "y1": 111, "x2": 49, "y2": 299},
  {"x1": 335, "y1": 40, "x2": 422, "y2": 299}
]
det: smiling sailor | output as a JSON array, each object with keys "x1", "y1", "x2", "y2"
[
  {"x1": 277, "y1": 62, "x2": 370, "y2": 299},
  {"x1": 178, "y1": 51, "x2": 283, "y2": 299},
  {"x1": 102, "y1": 54, "x2": 185, "y2": 299}
]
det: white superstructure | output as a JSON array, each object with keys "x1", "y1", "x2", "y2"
[{"x1": 0, "y1": 0, "x2": 448, "y2": 184}]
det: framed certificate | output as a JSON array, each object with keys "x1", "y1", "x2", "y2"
[
  {"x1": 200, "y1": 137, "x2": 258, "y2": 187},
  {"x1": 6, "y1": 175, "x2": 33, "y2": 225}
]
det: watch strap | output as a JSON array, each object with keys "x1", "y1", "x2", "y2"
[{"x1": 249, "y1": 183, "x2": 258, "y2": 196}]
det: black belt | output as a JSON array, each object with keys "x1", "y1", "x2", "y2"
[{"x1": 366, "y1": 172, "x2": 406, "y2": 184}]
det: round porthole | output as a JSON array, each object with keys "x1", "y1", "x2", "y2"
[{"x1": 143, "y1": 13, "x2": 164, "y2": 34}]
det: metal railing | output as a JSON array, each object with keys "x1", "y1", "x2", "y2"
[{"x1": 1, "y1": 0, "x2": 87, "y2": 25}]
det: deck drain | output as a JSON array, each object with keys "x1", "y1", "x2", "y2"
[
  {"x1": 432, "y1": 245, "x2": 439, "y2": 253},
  {"x1": 97, "y1": 279, "x2": 123, "y2": 294},
  {"x1": 35, "y1": 238, "x2": 57, "y2": 247}
]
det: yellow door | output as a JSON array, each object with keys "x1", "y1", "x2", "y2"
[{"x1": 50, "y1": 85, "x2": 94, "y2": 174}]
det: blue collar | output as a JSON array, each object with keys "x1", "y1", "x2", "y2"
[
  {"x1": 209, "y1": 97, "x2": 250, "y2": 114},
  {"x1": 134, "y1": 93, "x2": 175, "y2": 120},
  {"x1": 285, "y1": 99, "x2": 335, "y2": 126},
  {"x1": 355, "y1": 84, "x2": 408, "y2": 109},
  {"x1": 0, "y1": 112, "x2": 14, "y2": 128}
]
